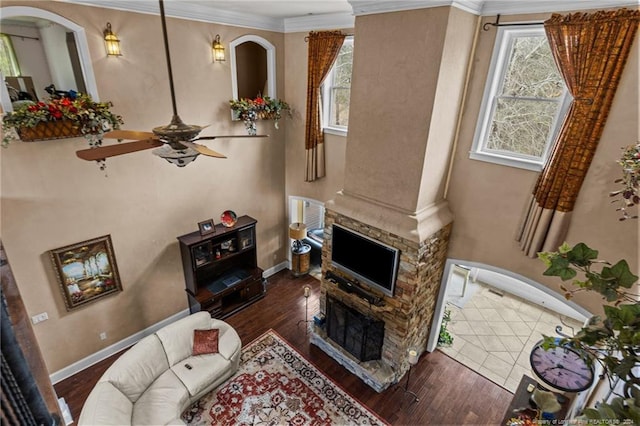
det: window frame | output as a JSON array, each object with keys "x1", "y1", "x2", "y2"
[
  {"x1": 321, "y1": 36, "x2": 353, "y2": 137},
  {"x1": 0, "y1": 33, "x2": 21, "y2": 77},
  {"x1": 470, "y1": 25, "x2": 571, "y2": 172}
]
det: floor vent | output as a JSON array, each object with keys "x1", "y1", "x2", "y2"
[{"x1": 488, "y1": 288, "x2": 504, "y2": 297}]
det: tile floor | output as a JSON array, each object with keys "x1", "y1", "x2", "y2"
[{"x1": 438, "y1": 271, "x2": 584, "y2": 393}]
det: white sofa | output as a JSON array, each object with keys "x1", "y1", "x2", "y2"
[{"x1": 78, "y1": 312, "x2": 241, "y2": 425}]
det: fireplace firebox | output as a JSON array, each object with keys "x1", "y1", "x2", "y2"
[{"x1": 326, "y1": 297, "x2": 384, "y2": 362}]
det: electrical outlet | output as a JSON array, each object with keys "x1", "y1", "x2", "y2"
[
  {"x1": 31, "y1": 312, "x2": 49, "y2": 324},
  {"x1": 99, "y1": 332, "x2": 107, "y2": 340}
]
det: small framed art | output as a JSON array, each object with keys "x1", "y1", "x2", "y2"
[
  {"x1": 198, "y1": 219, "x2": 216, "y2": 236},
  {"x1": 49, "y1": 235, "x2": 123, "y2": 311}
]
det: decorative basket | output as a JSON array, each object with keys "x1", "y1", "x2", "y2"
[
  {"x1": 17, "y1": 120, "x2": 83, "y2": 142},
  {"x1": 257, "y1": 111, "x2": 278, "y2": 120}
]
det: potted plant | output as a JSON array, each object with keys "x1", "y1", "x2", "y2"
[
  {"x1": 229, "y1": 96, "x2": 291, "y2": 135},
  {"x1": 2, "y1": 93, "x2": 123, "y2": 147},
  {"x1": 538, "y1": 242, "x2": 639, "y2": 423}
]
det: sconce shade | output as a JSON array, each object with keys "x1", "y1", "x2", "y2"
[
  {"x1": 104, "y1": 22, "x2": 121, "y2": 56},
  {"x1": 212, "y1": 34, "x2": 225, "y2": 62},
  {"x1": 289, "y1": 223, "x2": 307, "y2": 241}
]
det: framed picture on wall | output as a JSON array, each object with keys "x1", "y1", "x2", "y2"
[{"x1": 49, "y1": 235, "x2": 123, "y2": 311}]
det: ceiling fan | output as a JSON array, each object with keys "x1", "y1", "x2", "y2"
[{"x1": 75, "y1": 0, "x2": 266, "y2": 167}]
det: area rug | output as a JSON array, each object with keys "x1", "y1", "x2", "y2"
[{"x1": 181, "y1": 330, "x2": 387, "y2": 426}]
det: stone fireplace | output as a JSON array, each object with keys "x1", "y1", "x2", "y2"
[
  {"x1": 310, "y1": 208, "x2": 452, "y2": 392},
  {"x1": 308, "y1": 4, "x2": 475, "y2": 393}
]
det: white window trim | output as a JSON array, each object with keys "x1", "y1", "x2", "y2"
[
  {"x1": 324, "y1": 126, "x2": 348, "y2": 137},
  {"x1": 470, "y1": 25, "x2": 571, "y2": 172},
  {"x1": 321, "y1": 36, "x2": 353, "y2": 136}
]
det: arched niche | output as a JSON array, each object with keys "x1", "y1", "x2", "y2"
[
  {"x1": 230, "y1": 35, "x2": 276, "y2": 100},
  {"x1": 0, "y1": 6, "x2": 99, "y2": 112}
]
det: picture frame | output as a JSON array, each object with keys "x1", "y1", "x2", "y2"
[
  {"x1": 198, "y1": 219, "x2": 216, "y2": 236},
  {"x1": 49, "y1": 235, "x2": 123, "y2": 311}
]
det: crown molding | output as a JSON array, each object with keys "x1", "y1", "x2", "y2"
[
  {"x1": 53, "y1": 0, "x2": 640, "y2": 33},
  {"x1": 58, "y1": 0, "x2": 285, "y2": 31},
  {"x1": 284, "y1": 12, "x2": 355, "y2": 33},
  {"x1": 479, "y1": 0, "x2": 639, "y2": 15},
  {"x1": 348, "y1": 1, "x2": 484, "y2": 16},
  {"x1": 348, "y1": 0, "x2": 637, "y2": 17}
]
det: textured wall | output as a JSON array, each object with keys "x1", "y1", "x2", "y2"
[
  {"x1": 1, "y1": 0, "x2": 288, "y2": 373},
  {"x1": 445, "y1": 12, "x2": 639, "y2": 315}
]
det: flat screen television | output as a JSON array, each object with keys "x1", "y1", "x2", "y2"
[{"x1": 331, "y1": 224, "x2": 400, "y2": 297}]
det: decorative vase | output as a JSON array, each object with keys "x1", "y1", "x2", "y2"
[{"x1": 17, "y1": 120, "x2": 84, "y2": 141}]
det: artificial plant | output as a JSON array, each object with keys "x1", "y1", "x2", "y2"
[{"x1": 539, "y1": 242, "x2": 639, "y2": 423}]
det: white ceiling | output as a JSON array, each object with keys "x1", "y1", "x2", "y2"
[{"x1": 59, "y1": 0, "x2": 639, "y2": 32}]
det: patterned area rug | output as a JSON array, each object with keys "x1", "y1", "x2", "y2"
[{"x1": 182, "y1": 330, "x2": 387, "y2": 425}]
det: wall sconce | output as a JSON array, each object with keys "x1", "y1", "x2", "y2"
[
  {"x1": 212, "y1": 34, "x2": 225, "y2": 62},
  {"x1": 104, "y1": 22, "x2": 122, "y2": 57}
]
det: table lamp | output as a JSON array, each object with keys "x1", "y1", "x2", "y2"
[{"x1": 289, "y1": 222, "x2": 307, "y2": 253}]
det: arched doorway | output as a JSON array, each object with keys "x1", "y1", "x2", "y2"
[{"x1": 428, "y1": 259, "x2": 592, "y2": 392}]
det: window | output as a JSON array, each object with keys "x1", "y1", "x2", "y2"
[
  {"x1": 322, "y1": 37, "x2": 353, "y2": 135},
  {"x1": 471, "y1": 26, "x2": 570, "y2": 171},
  {"x1": 288, "y1": 196, "x2": 325, "y2": 231},
  {"x1": 0, "y1": 34, "x2": 21, "y2": 77}
]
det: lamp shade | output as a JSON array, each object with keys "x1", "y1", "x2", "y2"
[
  {"x1": 212, "y1": 34, "x2": 225, "y2": 62},
  {"x1": 289, "y1": 222, "x2": 307, "y2": 240},
  {"x1": 104, "y1": 22, "x2": 121, "y2": 56}
]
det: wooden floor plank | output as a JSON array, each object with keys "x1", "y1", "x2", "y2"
[{"x1": 54, "y1": 269, "x2": 513, "y2": 424}]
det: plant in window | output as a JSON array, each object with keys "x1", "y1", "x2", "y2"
[
  {"x1": 229, "y1": 96, "x2": 291, "y2": 135},
  {"x1": 2, "y1": 93, "x2": 123, "y2": 147},
  {"x1": 610, "y1": 143, "x2": 640, "y2": 221}
]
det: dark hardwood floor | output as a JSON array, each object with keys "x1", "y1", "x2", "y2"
[{"x1": 54, "y1": 269, "x2": 513, "y2": 425}]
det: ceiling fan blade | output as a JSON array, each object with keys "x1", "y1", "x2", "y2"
[
  {"x1": 194, "y1": 135, "x2": 270, "y2": 141},
  {"x1": 104, "y1": 129, "x2": 157, "y2": 140},
  {"x1": 76, "y1": 138, "x2": 164, "y2": 161},
  {"x1": 179, "y1": 141, "x2": 227, "y2": 158}
]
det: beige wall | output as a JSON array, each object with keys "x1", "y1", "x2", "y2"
[
  {"x1": 0, "y1": 1, "x2": 288, "y2": 372},
  {"x1": 446, "y1": 12, "x2": 639, "y2": 315}
]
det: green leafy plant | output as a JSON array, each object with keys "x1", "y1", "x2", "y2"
[
  {"x1": 2, "y1": 94, "x2": 123, "y2": 146},
  {"x1": 438, "y1": 308, "x2": 454, "y2": 347},
  {"x1": 538, "y1": 242, "x2": 639, "y2": 423}
]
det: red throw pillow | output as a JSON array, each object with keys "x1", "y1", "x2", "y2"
[{"x1": 192, "y1": 329, "x2": 219, "y2": 356}]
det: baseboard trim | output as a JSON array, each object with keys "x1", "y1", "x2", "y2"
[
  {"x1": 49, "y1": 308, "x2": 191, "y2": 384},
  {"x1": 264, "y1": 261, "x2": 288, "y2": 277},
  {"x1": 49, "y1": 263, "x2": 289, "y2": 384}
]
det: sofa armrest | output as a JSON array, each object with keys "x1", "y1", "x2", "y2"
[
  {"x1": 211, "y1": 319, "x2": 241, "y2": 361},
  {"x1": 78, "y1": 381, "x2": 133, "y2": 426}
]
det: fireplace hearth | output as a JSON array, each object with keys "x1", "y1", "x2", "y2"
[{"x1": 326, "y1": 297, "x2": 384, "y2": 362}]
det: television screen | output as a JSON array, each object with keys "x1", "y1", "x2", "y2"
[{"x1": 331, "y1": 224, "x2": 399, "y2": 297}]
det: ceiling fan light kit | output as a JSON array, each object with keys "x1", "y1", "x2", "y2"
[
  {"x1": 76, "y1": 0, "x2": 268, "y2": 168},
  {"x1": 152, "y1": 145, "x2": 199, "y2": 167}
]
